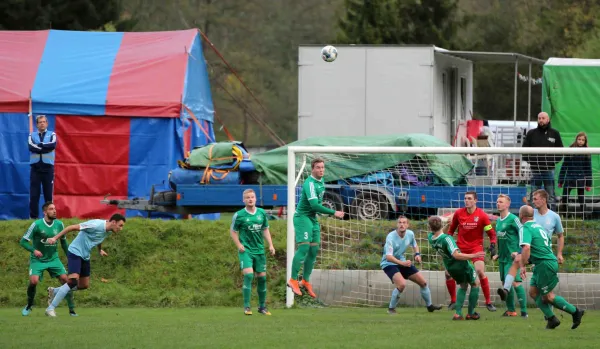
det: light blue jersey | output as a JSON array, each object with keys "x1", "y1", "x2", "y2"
[
  {"x1": 68, "y1": 219, "x2": 111, "y2": 260},
  {"x1": 380, "y1": 229, "x2": 417, "y2": 269},
  {"x1": 534, "y1": 209, "x2": 564, "y2": 238}
]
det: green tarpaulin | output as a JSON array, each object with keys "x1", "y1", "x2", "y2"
[
  {"x1": 542, "y1": 59, "x2": 600, "y2": 195},
  {"x1": 188, "y1": 142, "x2": 243, "y2": 168},
  {"x1": 250, "y1": 134, "x2": 474, "y2": 185}
]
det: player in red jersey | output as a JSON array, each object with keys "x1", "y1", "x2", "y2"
[{"x1": 446, "y1": 191, "x2": 498, "y2": 312}]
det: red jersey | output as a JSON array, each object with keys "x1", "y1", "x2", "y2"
[{"x1": 447, "y1": 207, "x2": 496, "y2": 250}]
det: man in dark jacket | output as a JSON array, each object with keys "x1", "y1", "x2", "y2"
[
  {"x1": 28, "y1": 115, "x2": 57, "y2": 218},
  {"x1": 522, "y1": 112, "x2": 563, "y2": 203}
]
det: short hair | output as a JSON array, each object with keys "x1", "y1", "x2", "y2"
[
  {"x1": 36, "y1": 115, "x2": 47, "y2": 123},
  {"x1": 109, "y1": 213, "x2": 126, "y2": 223},
  {"x1": 497, "y1": 194, "x2": 511, "y2": 202},
  {"x1": 243, "y1": 189, "x2": 255, "y2": 197},
  {"x1": 428, "y1": 216, "x2": 443, "y2": 232},
  {"x1": 533, "y1": 189, "x2": 548, "y2": 201},
  {"x1": 397, "y1": 215, "x2": 408, "y2": 222},
  {"x1": 42, "y1": 201, "x2": 54, "y2": 211},
  {"x1": 464, "y1": 191, "x2": 478, "y2": 200},
  {"x1": 311, "y1": 157, "x2": 324, "y2": 169}
]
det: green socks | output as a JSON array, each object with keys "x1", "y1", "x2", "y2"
[
  {"x1": 26, "y1": 283, "x2": 36, "y2": 309},
  {"x1": 535, "y1": 294, "x2": 555, "y2": 318},
  {"x1": 66, "y1": 291, "x2": 75, "y2": 311},
  {"x1": 257, "y1": 276, "x2": 267, "y2": 308},
  {"x1": 468, "y1": 287, "x2": 480, "y2": 315},
  {"x1": 243, "y1": 273, "x2": 254, "y2": 308},
  {"x1": 506, "y1": 287, "x2": 516, "y2": 312},
  {"x1": 303, "y1": 245, "x2": 319, "y2": 282},
  {"x1": 552, "y1": 295, "x2": 577, "y2": 315},
  {"x1": 456, "y1": 287, "x2": 467, "y2": 316},
  {"x1": 514, "y1": 285, "x2": 527, "y2": 313},
  {"x1": 291, "y1": 244, "x2": 310, "y2": 280}
]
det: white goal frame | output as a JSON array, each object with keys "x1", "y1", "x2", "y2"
[{"x1": 286, "y1": 145, "x2": 600, "y2": 308}]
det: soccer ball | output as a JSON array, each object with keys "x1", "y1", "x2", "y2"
[{"x1": 321, "y1": 45, "x2": 338, "y2": 62}]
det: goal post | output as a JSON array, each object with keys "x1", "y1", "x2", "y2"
[{"x1": 286, "y1": 145, "x2": 600, "y2": 309}]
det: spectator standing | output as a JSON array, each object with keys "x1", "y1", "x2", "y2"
[
  {"x1": 559, "y1": 132, "x2": 592, "y2": 214},
  {"x1": 522, "y1": 112, "x2": 564, "y2": 203},
  {"x1": 28, "y1": 115, "x2": 57, "y2": 219}
]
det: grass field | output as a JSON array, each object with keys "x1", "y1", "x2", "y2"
[{"x1": 1, "y1": 307, "x2": 598, "y2": 348}]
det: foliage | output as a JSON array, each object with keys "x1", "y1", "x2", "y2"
[{"x1": 0, "y1": 0, "x2": 122, "y2": 31}]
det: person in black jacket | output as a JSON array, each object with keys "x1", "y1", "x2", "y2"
[
  {"x1": 559, "y1": 132, "x2": 592, "y2": 214},
  {"x1": 522, "y1": 112, "x2": 564, "y2": 203}
]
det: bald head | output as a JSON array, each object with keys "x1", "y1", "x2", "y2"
[
  {"x1": 519, "y1": 205, "x2": 534, "y2": 223},
  {"x1": 537, "y1": 112, "x2": 549, "y2": 127}
]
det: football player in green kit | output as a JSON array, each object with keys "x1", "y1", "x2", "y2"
[
  {"x1": 287, "y1": 158, "x2": 344, "y2": 299},
  {"x1": 230, "y1": 189, "x2": 276, "y2": 315}
]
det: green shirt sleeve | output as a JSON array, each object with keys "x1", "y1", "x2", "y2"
[
  {"x1": 304, "y1": 181, "x2": 335, "y2": 215},
  {"x1": 20, "y1": 223, "x2": 37, "y2": 253},
  {"x1": 19, "y1": 237, "x2": 35, "y2": 253}
]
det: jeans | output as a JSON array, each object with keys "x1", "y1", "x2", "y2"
[{"x1": 530, "y1": 170, "x2": 555, "y2": 203}]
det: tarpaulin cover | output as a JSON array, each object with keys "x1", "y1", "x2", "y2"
[
  {"x1": 250, "y1": 134, "x2": 474, "y2": 185},
  {"x1": 0, "y1": 29, "x2": 217, "y2": 220},
  {"x1": 542, "y1": 59, "x2": 600, "y2": 195}
]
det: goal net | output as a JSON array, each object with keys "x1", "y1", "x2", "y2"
[{"x1": 286, "y1": 145, "x2": 600, "y2": 311}]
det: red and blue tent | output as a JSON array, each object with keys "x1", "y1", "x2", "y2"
[{"x1": 0, "y1": 29, "x2": 216, "y2": 220}]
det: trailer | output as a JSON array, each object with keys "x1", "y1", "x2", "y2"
[{"x1": 101, "y1": 182, "x2": 530, "y2": 219}]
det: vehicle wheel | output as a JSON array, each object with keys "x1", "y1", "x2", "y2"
[
  {"x1": 322, "y1": 191, "x2": 344, "y2": 213},
  {"x1": 152, "y1": 190, "x2": 177, "y2": 205},
  {"x1": 351, "y1": 192, "x2": 389, "y2": 220}
]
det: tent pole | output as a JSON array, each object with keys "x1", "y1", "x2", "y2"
[{"x1": 527, "y1": 62, "x2": 532, "y2": 131}]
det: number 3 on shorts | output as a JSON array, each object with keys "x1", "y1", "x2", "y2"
[{"x1": 304, "y1": 232, "x2": 309, "y2": 240}]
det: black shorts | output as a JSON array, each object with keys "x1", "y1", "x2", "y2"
[
  {"x1": 67, "y1": 251, "x2": 91, "y2": 277},
  {"x1": 383, "y1": 264, "x2": 419, "y2": 282}
]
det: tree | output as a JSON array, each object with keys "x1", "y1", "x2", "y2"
[
  {"x1": 337, "y1": 0, "x2": 463, "y2": 48},
  {"x1": 0, "y1": 0, "x2": 123, "y2": 31}
]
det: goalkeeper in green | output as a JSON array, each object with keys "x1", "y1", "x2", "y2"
[
  {"x1": 517, "y1": 205, "x2": 584, "y2": 330},
  {"x1": 287, "y1": 158, "x2": 345, "y2": 298},
  {"x1": 19, "y1": 202, "x2": 76, "y2": 316},
  {"x1": 230, "y1": 189, "x2": 275, "y2": 315},
  {"x1": 428, "y1": 216, "x2": 486, "y2": 320}
]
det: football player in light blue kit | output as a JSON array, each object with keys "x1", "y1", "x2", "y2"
[
  {"x1": 44, "y1": 214, "x2": 126, "y2": 317},
  {"x1": 381, "y1": 216, "x2": 442, "y2": 314},
  {"x1": 533, "y1": 189, "x2": 565, "y2": 263}
]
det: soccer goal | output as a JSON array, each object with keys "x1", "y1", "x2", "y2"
[{"x1": 286, "y1": 145, "x2": 600, "y2": 309}]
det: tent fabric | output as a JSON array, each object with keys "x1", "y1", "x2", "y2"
[
  {"x1": 250, "y1": 134, "x2": 474, "y2": 185},
  {"x1": 0, "y1": 29, "x2": 212, "y2": 121},
  {"x1": 0, "y1": 29, "x2": 217, "y2": 220}
]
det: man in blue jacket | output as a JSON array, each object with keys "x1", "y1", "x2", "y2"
[{"x1": 28, "y1": 115, "x2": 57, "y2": 218}]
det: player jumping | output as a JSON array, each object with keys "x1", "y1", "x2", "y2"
[
  {"x1": 230, "y1": 189, "x2": 276, "y2": 316},
  {"x1": 446, "y1": 191, "x2": 497, "y2": 311},
  {"x1": 287, "y1": 158, "x2": 345, "y2": 298},
  {"x1": 44, "y1": 214, "x2": 126, "y2": 317},
  {"x1": 516, "y1": 205, "x2": 584, "y2": 329},
  {"x1": 493, "y1": 194, "x2": 528, "y2": 317},
  {"x1": 381, "y1": 216, "x2": 442, "y2": 314},
  {"x1": 19, "y1": 202, "x2": 77, "y2": 316},
  {"x1": 428, "y1": 216, "x2": 486, "y2": 320}
]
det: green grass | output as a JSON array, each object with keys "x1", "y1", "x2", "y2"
[
  {"x1": 1, "y1": 216, "x2": 599, "y2": 308},
  {"x1": 0, "y1": 307, "x2": 598, "y2": 348}
]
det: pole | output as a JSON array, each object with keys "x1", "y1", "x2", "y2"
[
  {"x1": 286, "y1": 148, "x2": 296, "y2": 308},
  {"x1": 513, "y1": 59, "x2": 519, "y2": 180},
  {"x1": 527, "y1": 62, "x2": 532, "y2": 131}
]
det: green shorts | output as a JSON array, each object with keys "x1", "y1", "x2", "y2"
[
  {"x1": 238, "y1": 252, "x2": 266, "y2": 273},
  {"x1": 499, "y1": 261, "x2": 522, "y2": 283},
  {"x1": 294, "y1": 215, "x2": 320, "y2": 243},
  {"x1": 530, "y1": 260, "x2": 559, "y2": 295},
  {"x1": 29, "y1": 258, "x2": 67, "y2": 280},
  {"x1": 448, "y1": 261, "x2": 477, "y2": 285}
]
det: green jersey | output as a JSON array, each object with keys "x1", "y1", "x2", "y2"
[
  {"x1": 428, "y1": 232, "x2": 466, "y2": 272},
  {"x1": 295, "y1": 175, "x2": 335, "y2": 218},
  {"x1": 231, "y1": 207, "x2": 270, "y2": 254},
  {"x1": 22, "y1": 219, "x2": 66, "y2": 262},
  {"x1": 519, "y1": 221, "x2": 557, "y2": 265},
  {"x1": 495, "y1": 213, "x2": 523, "y2": 263}
]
